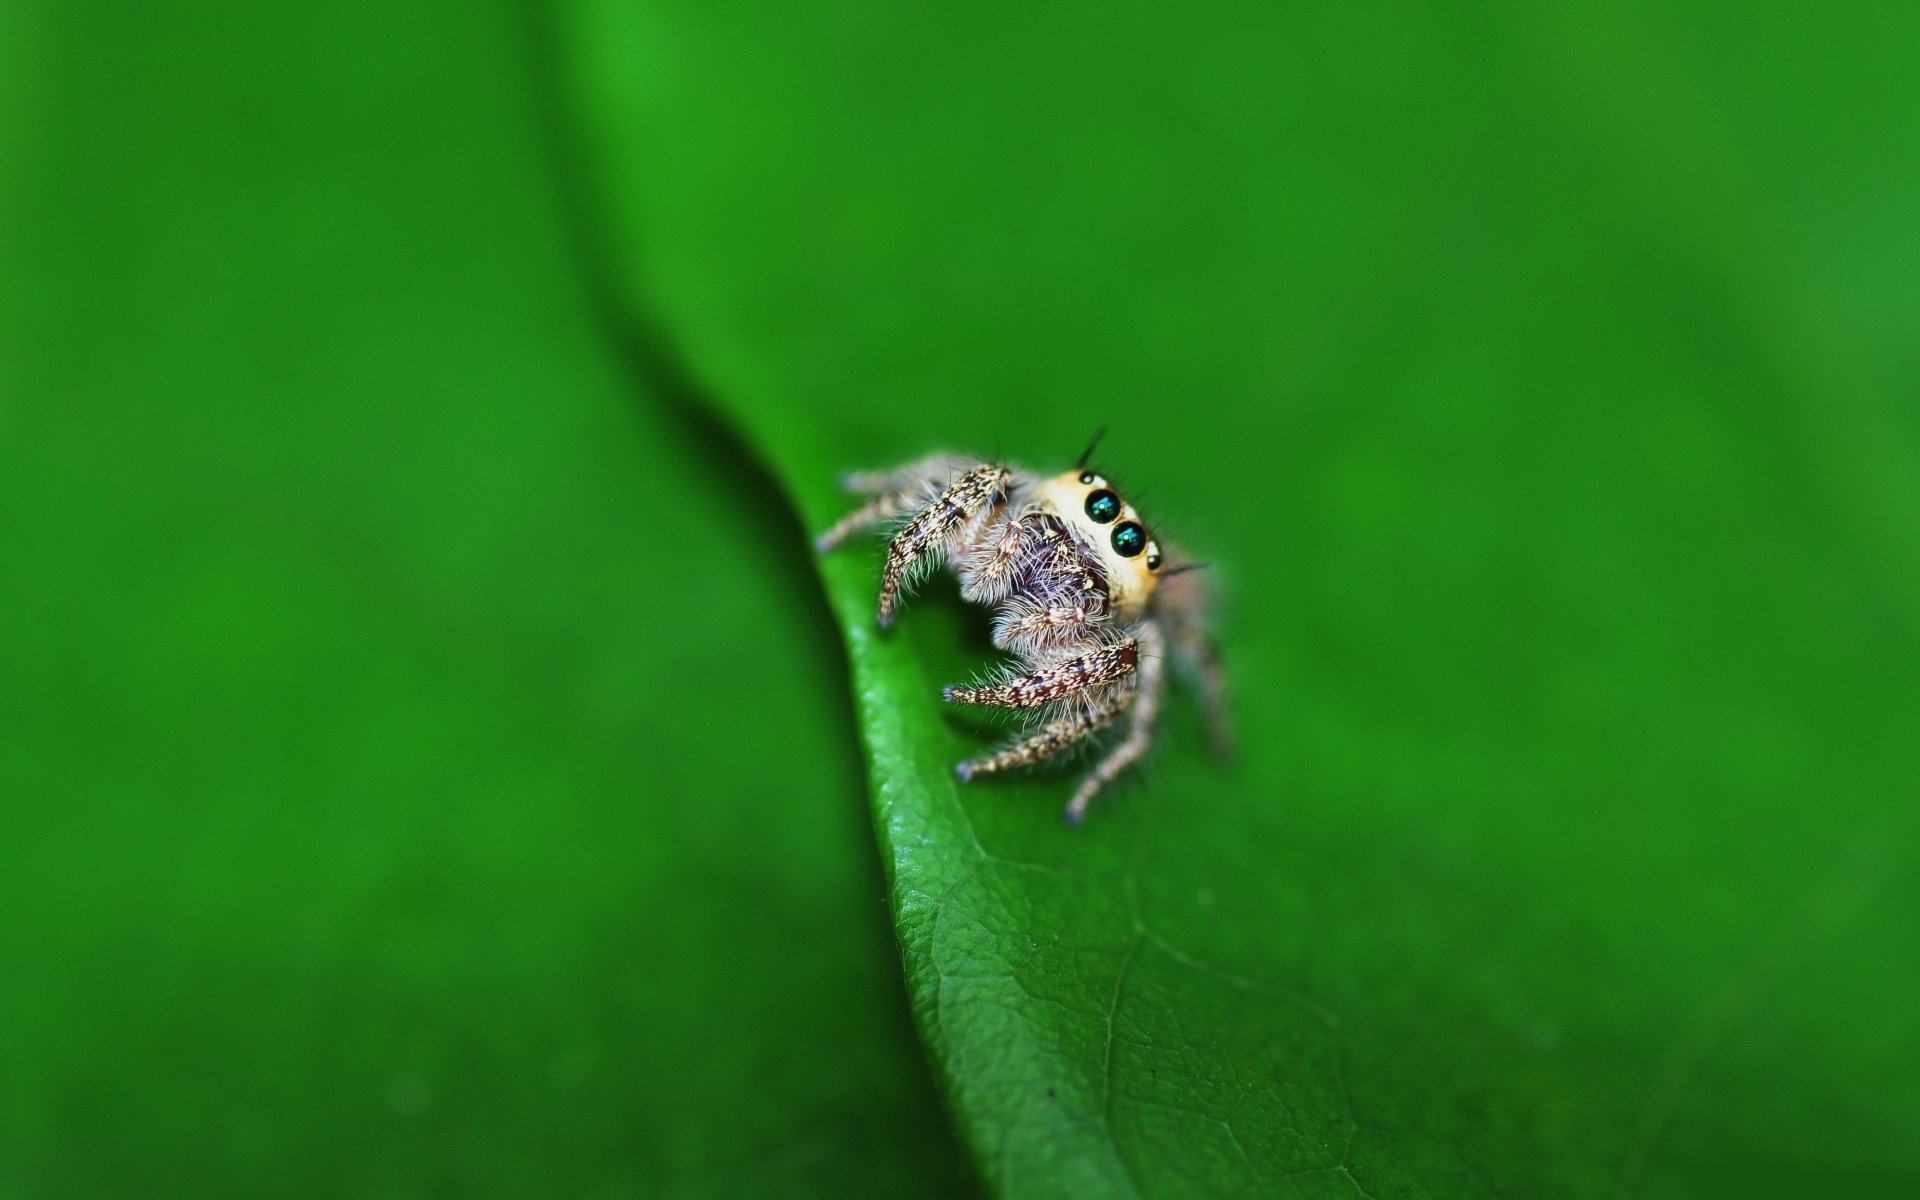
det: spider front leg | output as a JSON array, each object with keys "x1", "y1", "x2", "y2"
[
  {"x1": 940, "y1": 637, "x2": 1139, "y2": 709},
  {"x1": 813, "y1": 453, "x2": 969, "y2": 554},
  {"x1": 874, "y1": 463, "x2": 1009, "y2": 627},
  {"x1": 815, "y1": 457, "x2": 1011, "y2": 628},
  {"x1": 954, "y1": 686, "x2": 1133, "y2": 782},
  {"x1": 944, "y1": 628, "x2": 1164, "y2": 824}
]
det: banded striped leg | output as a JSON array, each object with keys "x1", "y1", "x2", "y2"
[
  {"x1": 1065, "y1": 621, "x2": 1168, "y2": 825},
  {"x1": 953, "y1": 688, "x2": 1133, "y2": 782},
  {"x1": 813, "y1": 454, "x2": 974, "y2": 554},
  {"x1": 941, "y1": 637, "x2": 1138, "y2": 709},
  {"x1": 814, "y1": 490, "x2": 919, "y2": 554},
  {"x1": 876, "y1": 464, "x2": 1009, "y2": 627}
]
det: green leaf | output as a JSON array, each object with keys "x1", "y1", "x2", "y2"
[
  {"x1": 0, "y1": 4, "x2": 966, "y2": 1196},
  {"x1": 562, "y1": 0, "x2": 1920, "y2": 1195}
]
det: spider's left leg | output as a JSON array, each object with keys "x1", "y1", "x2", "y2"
[
  {"x1": 953, "y1": 686, "x2": 1134, "y2": 782},
  {"x1": 875, "y1": 463, "x2": 1009, "y2": 626},
  {"x1": 940, "y1": 636, "x2": 1139, "y2": 709},
  {"x1": 1064, "y1": 620, "x2": 1168, "y2": 824},
  {"x1": 813, "y1": 453, "x2": 970, "y2": 554}
]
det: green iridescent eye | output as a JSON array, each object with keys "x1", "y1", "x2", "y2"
[
  {"x1": 1111, "y1": 521, "x2": 1146, "y2": 558},
  {"x1": 1084, "y1": 489, "x2": 1121, "y2": 524}
]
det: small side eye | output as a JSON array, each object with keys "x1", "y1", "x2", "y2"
[
  {"x1": 1146, "y1": 549, "x2": 1162, "y2": 571},
  {"x1": 1111, "y1": 521, "x2": 1146, "y2": 558},
  {"x1": 1078, "y1": 471, "x2": 1096, "y2": 485},
  {"x1": 1084, "y1": 489, "x2": 1121, "y2": 524}
]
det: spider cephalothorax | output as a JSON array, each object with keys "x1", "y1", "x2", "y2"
[{"x1": 816, "y1": 436, "x2": 1228, "y2": 824}]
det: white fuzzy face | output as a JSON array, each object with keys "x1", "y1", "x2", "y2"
[{"x1": 1032, "y1": 469, "x2": 1163, "y2": 620}]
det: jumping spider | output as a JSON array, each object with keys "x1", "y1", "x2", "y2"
[{"x1": 816, "y1": 433, "x2": 1228, "y2": 824}]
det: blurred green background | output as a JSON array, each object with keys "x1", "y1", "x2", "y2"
[
  {"x1": 0, "y1": 3, "x2": 965, "y2": 1196},
  {"x1": 5, "y1": 1, "x2": 1918, "y2": 1198}
]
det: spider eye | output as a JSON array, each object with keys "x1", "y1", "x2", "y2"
[
  {"x1": 1111, "y1": 521, "x2": 1146, "y2": 558},
  {"x1": 1084, "y1": 489, "x2": 1121, "y2": 524},
  {"x1": 1078, "y1": 471, "x2": 1096, "y2": 485},
  {"x1": 1147, "y1": 550, "x2": 1162, "y2": 570}
]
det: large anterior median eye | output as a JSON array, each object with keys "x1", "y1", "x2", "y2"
[
  {"x1": 1111, "y1": 521, "x2": 1146, "y2": 557},
  {"x1": 1084, "y1": 489, "x2": 1121, "y2": 524}
]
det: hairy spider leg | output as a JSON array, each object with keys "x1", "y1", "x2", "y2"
[
  {"x1": 876, "y1": 464, "x2": 1009, "y2": 627},
  {"x1": 815, "y1": 454, "x2": 981, "y2": 554},
  {"x1": 954, "y1": 687, "x2": 1133, "y2": 781},
  {"x1": 1065, "y1": 619, "x2": 1168, "y2": 824},
  {"x1": 941, "y1": 637, "x2": 1139, "y2": 709},
  {"x1": 953, "y1": 509, "x2": 1032, "y2": 606},
  {"x1": 814, "y1": 491, "x2": 920, "y2": 554}
]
